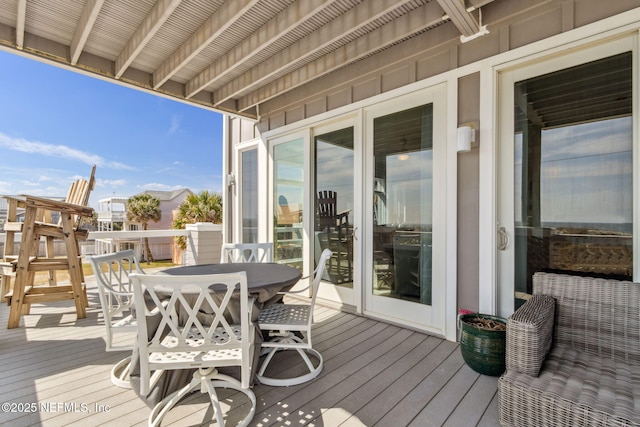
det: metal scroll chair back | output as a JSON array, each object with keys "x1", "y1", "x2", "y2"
[
  {"x1": 220, "y1": 242, "x2": 274, "y2": 263},
  {"x1": 130, "y1": 271, "x2": 256, "y2": 427},
  {"x1": 256, "y1": 248, "x2": 333, "y2": 386},
  {"x1": 88, "y1": 249, "x2": 144, "y2": 388}
]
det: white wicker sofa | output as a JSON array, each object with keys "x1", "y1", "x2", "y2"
[{"x1": 498, "y1": 272, "x2": 640, "y2": 427}]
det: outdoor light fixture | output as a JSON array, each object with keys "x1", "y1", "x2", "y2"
[{"x1": 457, "y1": 123, "x2": 477, "y2": 153}]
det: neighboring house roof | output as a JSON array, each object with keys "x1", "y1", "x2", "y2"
[
  {"x1": 0, "y1": 0, "x2": 498, "y2": 119},
  {"x1": 138, "y1": 189, "x2": 193, "y2": 202}
]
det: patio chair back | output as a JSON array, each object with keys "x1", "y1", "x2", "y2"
[
  {"x1": 221, "y1": 242, "x2": 274, "y2": 263},
  {"x1": 131, "y1": 271, "x2": 252, "y2": 394},
  {"x1": 88, "y1": 249, "x2": 144, "y2": 388},
  {"x1": 88, "y1": 249, "x2": 143, "y2": 352},
  {"x1": 130, "y1": 271, "x2": 255, "y2": 426}
]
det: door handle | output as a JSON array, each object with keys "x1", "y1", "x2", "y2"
[
  {"x1": 352, "y1": 226, "x2": 358, "y2": 241},
  {"x1": 498, "y1": 227, "x2": 509, "y2": 251}
]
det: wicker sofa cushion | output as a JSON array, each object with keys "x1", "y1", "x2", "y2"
[
  {"x1": 506, "y1": 294, "x2": 555, "y2": 377},
  {"x1": 533, "y1": 272, "x2": 640, "y2": 364},
  {"x1": 499, "y1": 344, "x2": 640, "y2": 426}
]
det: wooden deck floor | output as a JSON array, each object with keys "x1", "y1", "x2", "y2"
[{"x1": 0, "y1": 275, "x2": 500, "y2": 427}]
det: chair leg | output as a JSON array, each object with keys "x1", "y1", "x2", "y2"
[
  {"x1": 110, "y1": 356, "x2": 132, "y2": 389},
  {"x1": 149, "y1": 375, "x2": 201, "y2": 427},
  {"x1": 257, "y1": 334, "x2": 324, "y2": 387},
  {"x1": 1, "y1": 272, "x2": 13, "y2": 304},
  {"x1": 148, "y1": 368, "x2": 256, "y2": 427},
  {"x1": 203, "y1": 378, "x2": 225, "y2": 426}
]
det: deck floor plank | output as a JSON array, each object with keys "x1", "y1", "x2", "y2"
[
  {"x1": 0, "y1": 275, "x2": 500, "y2": 427},
  {"x1": 262, "y1": 328, "x2": 417, "y2": 426}
]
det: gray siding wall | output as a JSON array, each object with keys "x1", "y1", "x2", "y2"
[{"x1": 226, "y1": 0, "x2": 640, "y2": 312}]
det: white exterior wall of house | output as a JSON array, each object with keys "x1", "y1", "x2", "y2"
[
  {"x1": 140, "y1": 189, "x2": 192, "y2": 260},
  {"x1": 225, "y1": 1, "x2": 640, "y2": 340}
]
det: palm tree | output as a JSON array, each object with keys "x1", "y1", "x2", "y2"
[
  {"x1": 126, "y1": 193, "x2": 161, "y2": 263},
  {"x1": 172, "y1": 190, "x2": 223, "y2": 250}
]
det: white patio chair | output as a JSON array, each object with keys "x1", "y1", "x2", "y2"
[
  {"x1": 88, "y1": 249, "x2": 143, "y2": 388},
  {"x1": 220, "y1": 242, "x2": 274, "y2": 263},
  {"x1": 130, "y1": 271, "x2": 256, "y2": 427},
  {"x1": 256, "y1": 248, "x2": 332, "y2": 386}
]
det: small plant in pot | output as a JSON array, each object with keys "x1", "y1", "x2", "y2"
[{"x1": 458, "y1": 312, "x2": 507, "y2": 376}]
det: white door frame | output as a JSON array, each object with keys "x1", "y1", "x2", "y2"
[
  {"x1": 490, "y1": 36, "x2": 637, "y2": 318},
  {"x1": 232, "y1": 138, "x2": 268, "y2": 244},
  {"x1": 362, "y1": 83, "x2": 449, "y2": 337}
]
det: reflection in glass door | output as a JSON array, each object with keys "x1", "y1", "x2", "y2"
[
  {"x1": 499, "y1": 47, "x2": 633, "y2": 315},
  {"x1": 314, "y1": 127, "x2": 354, "y2": 289},
  {"x1": 240, "y1": 148, "x2": 258, "y2": 243},
  {"x1": 372, "y1": 104, "x2": 433, "y2": 306},
  {"x1": 273, "y1": 139, "x2": 304, "y2": 270}
]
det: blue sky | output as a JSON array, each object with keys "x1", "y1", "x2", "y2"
[{"x1": 0, "y1": 49, "x2": 224, "y2": 209}]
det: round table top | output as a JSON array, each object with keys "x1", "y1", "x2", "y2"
[{"x1": 159, "y1": 262, "x2": 302, "y2": 294}]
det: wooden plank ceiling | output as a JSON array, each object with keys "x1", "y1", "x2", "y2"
[{"x1": 0, "y1": 0, "x2": 494, "y2": 119}]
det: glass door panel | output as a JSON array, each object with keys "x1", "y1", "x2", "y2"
[
  {"x1": 499, "y1": 48, "x2": 634, "y2": 315},
  {"x1": 273, "y1": 139, "x2": 304, "y2": 269},
  {"x1": 240, "y1": 148, "x2": 258, "y2": 243},
  {"x1": 314, "y1": 127, "x2": 354, "y2": 288},
  {"x1": 373, "y1": 104, "x2": 433, "y2": 305}
]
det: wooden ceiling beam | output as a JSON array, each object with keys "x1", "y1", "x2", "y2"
[
  {"x1": 436, "y1": 0, "x2": 478, "y2": 37},
  {"x1": 15, "y1": 0, "x2": 26, "y2": 49},
  {"x1": 215, "y1": 0, "x2": 419, "y2": 106},
  {"x1": 185, "y1": 0, "x2": 339, "y2": 99},
  {"x1": 70, "y1": 0, "x2": 104, "y2": 65},
  {"x1": 237, "y1": 0, "x2": 443, "y2": 112},
  {"x1": 152, "y1": 0, "x2": 259, "y2": 89},
  {"x1": 115, "y1": 0, "x2": 181, "y2": 79}
]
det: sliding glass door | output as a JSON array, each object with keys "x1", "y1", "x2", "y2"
[
  {"x1": 364, "y1": 86, "x2": 447, "y2": 334},
  {"x1": 273, "y1": 137, "x2": 305, "y2": 270},
  {"x1": 313, "y1": 121, "x2": 358, "y2": 308},
  {"x1": 498, "y1": 39, "x2": 635, "y2": 316}
]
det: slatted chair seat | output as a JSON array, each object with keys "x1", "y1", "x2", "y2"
[
  {"x1": 150, "y1": 325, "x2": 245, "y2": 364},
  {"x1": 112, "y1": 315, "x2": 136, "y2": 329},
  {"x1": 259, "y1": 304, "x2": 311, "y2": 326}
]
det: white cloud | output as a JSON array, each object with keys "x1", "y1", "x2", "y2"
[
  {"x1": 168, "y1": 115, "x2": 181, "y2": 135},
  {"x1": 107, "y1": 161, "x2": 136, "y2": 171},
  {"x1": 97, "y1": 178, "x2": 127, "y2": 187},
  {"x1": 0, "y1": 132, "x2": 135, "y2": 170},
  {"x1": 138, "y1": 182, "x2": 185, "y2": 191}
]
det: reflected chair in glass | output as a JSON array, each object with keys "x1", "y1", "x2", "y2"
[
  {"x1": 316, "y1": 190, "x2": 352, "y2": 284},
  {"x1": 256, "y1": 248, "x2": 332, "y2": 386},
  {"x1": 130, "y1": 271, "x2": 255, "y2": 427},
  {"x1": 220, "y1": 242, "x2": 274, "y2": 263},
  {"x1": 88, "y1": 249, "x2": 143, "y2": 388}
]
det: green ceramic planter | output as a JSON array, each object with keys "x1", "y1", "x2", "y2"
[{"x1": 459, "y1": 314, "x2": 507, "y2": 376}]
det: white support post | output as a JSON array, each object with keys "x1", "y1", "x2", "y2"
[{"x1": 185, "y1": 223, "x2": 223, "y2": 265}]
